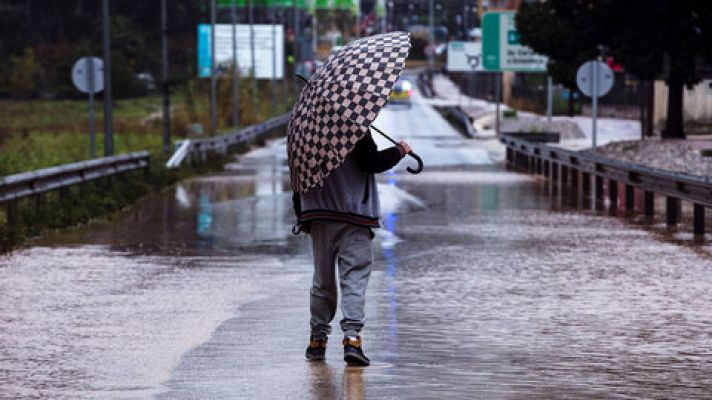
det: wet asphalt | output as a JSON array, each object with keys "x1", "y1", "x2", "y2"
[{"x1": 1, "y1": 77, "x2": 712, "y2": 399}]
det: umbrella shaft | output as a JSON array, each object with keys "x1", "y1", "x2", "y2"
[{"x1": 368, "y1": 125, "x2": 399, "y2": 146}]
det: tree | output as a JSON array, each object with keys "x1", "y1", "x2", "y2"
[
  {"x1": 517, "y1": 0, "x2": 712, "y2": 139},
  {"x1": 516, "y1": 1, "x2": 600, "y2": 116}
]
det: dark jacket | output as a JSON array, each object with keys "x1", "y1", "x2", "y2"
[{"x1": 297, "y1": 132, "x2": 404, "y2": 228}]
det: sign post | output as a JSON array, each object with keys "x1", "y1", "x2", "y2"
[
  {"x1": 576, "y1": 60, "x2": 614, "y2": 149},
  {"x1": 482, "y1": 11, "x2": 548, "y2": 136},
  {"x1": 71, "y1": 57, "x2": 104, "y2": 158}
]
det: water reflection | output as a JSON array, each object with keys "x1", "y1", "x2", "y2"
[{"x1": 383, "y1": 173, "x2": 400, "y2": 359}]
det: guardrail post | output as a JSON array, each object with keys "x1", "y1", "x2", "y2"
[
  {"x1": 625, "y1": 185, "x2": 635, "y2": 211},
  {"x1": 506, "y1": 147, "x2": 513, "y2": 163},
  {"x1": 529, "y1": 156, "x2": 536, "y2": 174},
  {"x1": 644, "y1": 191, "x2": 655, "y2": 218},
  {"x1": 551, "y1": 162, "x2": 559, "y2": 181},
  {"x1": 582, "y1": 172, "x2": 591, "y2": 194},
  {"x1": 561, "y1": 166, "x2": 569, "y2": 186},
  {"x1": 544, "y1": 160, "x2": 550, "y2": 178},
  {"x1": 6, "y1": 200, "x2": 18, "y2": 243},
  {"x1": 694, "y1": 204, "x2": 705, "y2": 237},
  {"x1": 609, "y1": 179, "x2": 618, "y2": 212},
  {"x1": 666, "y1": 197, "x2": 681, "y2": 227},
  {"x1": 537, "y1": 158, "x2": 543, "y2": 175},
  {"x1": 595, "y1": 176, "x2": 604, "y2": 207}
]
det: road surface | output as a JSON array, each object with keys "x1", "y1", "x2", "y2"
[{"x1": 1, "y1": 73, "x2": 712, "y2": 399}]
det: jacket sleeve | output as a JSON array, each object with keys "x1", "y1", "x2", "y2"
[{"x1": 352, "y1": 132, "x2": 405, "y2": 174}]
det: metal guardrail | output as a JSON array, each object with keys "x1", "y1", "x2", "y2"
[
  {"x1": 441, "y1": 106, "x2": 476, "y2": 138},
  {"x1": 1, "y1": 151, "x2": 150, "y2": 241},
  {"x1": 166, "y1": 113, "x2": 291, "y2": 168},
  {"x1": 417, "y1": 71, "x2": 434, "y2": 99},
  {"x1": 502, "y1": 135, "x2": 711, "y2": 237},
  {"x1": 0, "y1": 151, "x2": 150, "y2": 203}
]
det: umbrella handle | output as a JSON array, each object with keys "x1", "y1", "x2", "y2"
[{"x1": 406, "y1": 152, "x2": 424, "y2": 174}]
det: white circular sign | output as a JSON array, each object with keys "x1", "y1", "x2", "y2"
[
  {"x1": 71, "y1": 57, "x2": 104, "y2": 94},
  {"x1": 576, "y1": 60, "x2": 614, "y2": 98}
]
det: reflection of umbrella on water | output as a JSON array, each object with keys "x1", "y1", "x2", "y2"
[{"x1": 287, "y1": 31, "x2": 423, "y2": 194}]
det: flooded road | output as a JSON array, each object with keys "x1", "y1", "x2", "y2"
[{"x1": 2, "y1": 76, "x2": 712, "y2": 399}]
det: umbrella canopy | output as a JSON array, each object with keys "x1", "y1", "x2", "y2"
[{"x1": 287, "y1": 31, "x2": 411, "y2": 194}]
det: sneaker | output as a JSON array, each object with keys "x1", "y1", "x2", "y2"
[
  {"x1": 305, "y1": 336, "x2": 327, "y2": 361},
  {"x1": 343, "y1": 336, "x2": 370, "y2": 366}
]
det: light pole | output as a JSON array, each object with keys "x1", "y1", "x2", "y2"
[
  {"x1": 271, "y1": 5, "x2": 277, "y2": 114},
  {"x1": 161, "y1": 0, "x2": 170, "y2": 153},
  {"x1": 293, "y1": 0, "x2": 300, "y2": 98},
  {"x1": 102, "y1": 0, "x2": 114, "y2": 156},
  {"x1": 231, "y1": 0, "x2": 239, "y2": 129},
  {"x1": 429, "y1": 0, "x2": 435, "y2": 74},
  {"x1": 249, "y1": 0, "x2": 257, "y2": 111},
  {"x1": 210, "y1": 0, "x2": 217, "y2": 134}
]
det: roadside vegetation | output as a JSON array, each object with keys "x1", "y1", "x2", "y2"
[
  {"x1": 0, "y1": 77, "x2": 294, "y2": 175},
  {"x1": 0, "y1": 76, "x2": 294, "y2": 250}
]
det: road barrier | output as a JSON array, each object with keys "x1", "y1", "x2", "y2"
[
  {"x1": 502, "y1": 135, "x2": 712, "y2": 237},
  {"x1": 1, "y1": 151, "x2": 150, "y2": 240},
  {"x1": 417, "y1": 70, "x2": 434, "y2": 99},
  {"x1": 166, "y1": 113, "x2": 291, "y2": 168},
  {"x1": 439, "y1": 106, "x2": 476, "y2": 138}
]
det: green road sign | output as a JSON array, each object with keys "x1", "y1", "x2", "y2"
[{"x1": 482, "y1": 12, "x2": 547, "y2": 72}]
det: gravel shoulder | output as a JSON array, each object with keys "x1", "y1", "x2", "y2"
[{"x1": 588, "y1": 139, "x2": 712, "y2": 177}]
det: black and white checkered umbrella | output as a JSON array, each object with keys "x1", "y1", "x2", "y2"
[{"x1": 287, "y1": 31, "x2": 412, "y2": 194}]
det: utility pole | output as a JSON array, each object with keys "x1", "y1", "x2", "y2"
[
  {"x1": 161, "y1": 0, "x2": 170, "y2": 153},
  {"x1": 463, "y1": 0, "x2": 468, "y2": 40},
  {"x1": 355, "y1": 0, "x2": 361, "y2": 38},
  {"x1": 249, "y1": 0, "x2": 257, "y2": 110},
  {"x1": 281, "y1": 7, "x2": 289, "y2": 109},
  {"x1": 210, "y1": 0, "x2": 217, "y2": 134},
  {"x1": 231, "y1": 0, "x2": 239, "y2": 129},
  {"x1": 271, "y1": 5, "x2": 277, "y2": 114},
  {"x1": 293, "y1": 0, "x2": 300, "y2": 97},
  {"x1": 102, "y1": 0, "x2": 114, "y2": 156},
  {"x1": 428, "y1": 0, "x2": 434, "y2": 75},
  {"x1": 249, "y1": 0, "x2": 255, "y2": 79}
]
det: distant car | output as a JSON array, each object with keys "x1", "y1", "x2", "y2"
[{"x1": 388, "y1": 78, "x2": 413, "y2": 107}]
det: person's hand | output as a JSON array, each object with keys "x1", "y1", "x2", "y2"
[{"x1": 399, "y1": 140, "x2": 412, "y2": 154}]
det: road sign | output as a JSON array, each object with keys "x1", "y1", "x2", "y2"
[
  {"x1": 481, "y1": 12, "x2": 547, "y2": 72},
  {"x1": 447, "y1": 41, "x2": 484, "y2": 72},
  {"x1": 576, "y1": 60, "x2": 613, "y2": 98},
  {"x1": 576, "y1": 60, "x2": 614, "y2": 149},
  {"x1": 71, "y1": 57, "x2": 103, "y2": 158},
  {"x1": 71, "y1": 57, "x2": 104, "y2": 94},
  {"x1": 198, "y1": 24, "x2": 284, "y2": 79}
]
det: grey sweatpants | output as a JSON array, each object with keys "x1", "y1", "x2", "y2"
[{"x1": 309, "y1": 221, "x2": 374, "y2": 340}]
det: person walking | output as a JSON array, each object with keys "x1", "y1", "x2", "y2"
[
  {"x1": 286, "y1": 31, "x2": 421, "y2": 366},
  {"x1": 297, "y1": 133, "x2": 411, "y2": 366}
]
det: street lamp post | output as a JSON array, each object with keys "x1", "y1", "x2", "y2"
[
  {"x1": 231, "y1": 0, "x2": 240, "y2": 129},
  {"x1": 293, "y1": 0, "x2": 300, "y2": 98},
  {"x1": 102, "y1": 0, "x2": 114, "y2": 156},
  {"x1": 161, "y1": 0, "x2": 170, "y2": 153},
  {"x1": 271, "y1": 6, "x2": 277, "y2": 114},
  {"x1": 210, "y1": 0, "x2": 217, "y2": 134},
  {"x1": 429, "y1": 0, "x2": 434, "y2": 75},
  {"x1": 249, "y1": 0, "x2": 257, "y2": 111}
]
